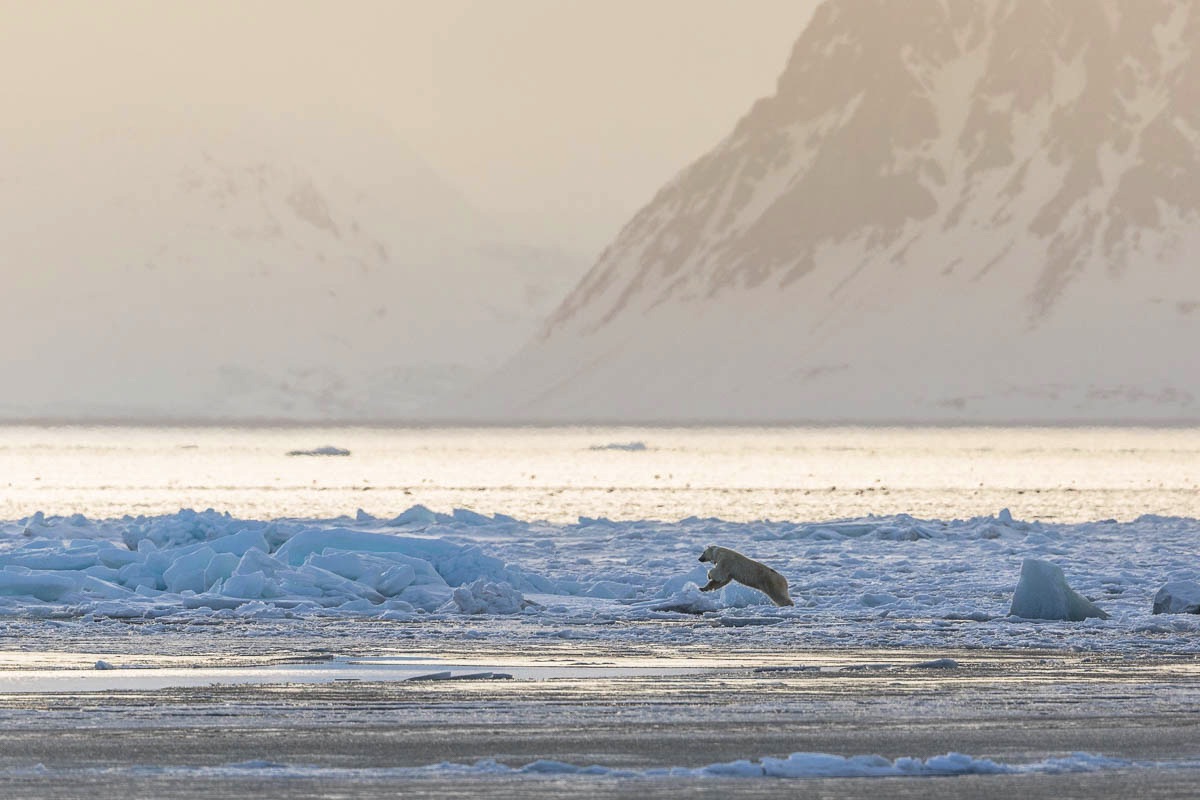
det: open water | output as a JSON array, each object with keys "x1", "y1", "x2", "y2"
[{"x1": 1, "y1": 425, "x2": 1197, "y2": 523}]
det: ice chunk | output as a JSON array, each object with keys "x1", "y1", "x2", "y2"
[
  {"x1": 406, "y1": 671, "x2": 513, "y2": 682},
  {"x1": 386, "y1": 505, "x2": 447, "y2": 526},
  {"x1": 761, "y1": 753, "x2": 897, "y2": 778},
  {"x1": 641, "y1": 583, "x2": 720, "y2": 614},
  {"x1": 451, "y1": 508, "x2": 493, "y2": 525},
  {"x1": 286, "y1": 446, "x2": 350, "y2": 456},
  {"x1": 305, "y1": 552, "x2": 419, "y2": 596},
  {"x1": 222, "y1": 571, "x2": 277, "y2": 600},
  {"x1": 450, "y1": 579, "x2": 527, "y2": 614},
  {"x1": 162, "y1": 546, "x2": 217, "y2": 594},
  {"x1": 1008, "y1": 558, "x2": 1109, "y2": 621},
  {"x1": 0, "y1": 568, "x2": 78, "y2": 601},
  {"x1": 582, "y1": 580, "x2": 639, "y2": 599},
  {"x1": 913, "y1": 658, "x2": 959, "y2": 669},
  {"x1": 209, "y1": 528, "x2": 269, "y2": 557},
  {"x1": 1152, "y1": 581, "x2": 1200, "y2": 614},
  {"x1": 399, "y1": 583, "x2": 454, "y2": 611},
  {"x1": 859, "y1": 592, "x2": 898, "y2": 607},
  {"x1": 0, "y1": 543, "x2": 99, "y2": 571}
]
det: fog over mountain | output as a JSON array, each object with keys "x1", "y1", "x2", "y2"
[
  {"x1": 458, "y1": 0, "x2": 1200, "y2": 423},
  {"x1": 2, "y1": 110, "x2": 583, "y2": 420}
]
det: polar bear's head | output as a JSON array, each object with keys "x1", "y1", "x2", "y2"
[{"x1": 698, "y1": 545, "x2": 719, "y2": 563}]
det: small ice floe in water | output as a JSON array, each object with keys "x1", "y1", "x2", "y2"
[
  {"x1": 1152, "y1": 581, "x2": 1200, "y2": 615},
  {"x1": 132, "y1": 751, "x2": 1145, "y2": 780},
  {"x1": 286, "y1": 446, "x2": 351, "y2": 457},
  {"x1": 406, "y1": 671, "x2": 514, "y2": 682},
  {"x1": 913, "y1": 658, "x2": 959, "y2": 669},
  {"x1": 589, "y1": 441, "x2": 647, "y2": 451},
  {"x1": 94, "y1": 660, "x2": 115, "y2": 670},
  {"x1": 1009, "y1": 558, "x2": 1109, "y2": 621}
]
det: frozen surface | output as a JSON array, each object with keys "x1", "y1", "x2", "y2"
[
  {"x1": 1009, "y1": 558, "x2": 1110, "y2": 621},
  {"x1": 0, "y1": 658, "x2": 713, "y2": 693},
  {"x1": 1153, "y1": 581, "x2": 1200, "y2": 615},
  {"x1": 286, "y1": 446, "x2": 351, "y2": 457},
  {"x1": 3, "y1": 648, "x2": 1200, "y2": 799},
  {"x1": 0, "y1": 751, "x2": 1178, "y2": 781},
  {"x1": 2, "y1": 505, "x2": 1200, "y2": 653}
]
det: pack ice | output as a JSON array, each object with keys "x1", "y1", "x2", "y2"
[
  {"x1": 1, "y1": 507, "x2": 1199, "y2": 654},
  {"x1": 0, "y1": 508, "x2": 542, "y2": 617}
]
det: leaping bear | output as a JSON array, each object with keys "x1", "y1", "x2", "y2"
[{"x1": 698, "y1": 545, "x2": 794, "y2": 607}]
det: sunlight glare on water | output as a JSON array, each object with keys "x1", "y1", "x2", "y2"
[{"x1": 0, "y1": 425, "x2": 1198, "y2": 523}]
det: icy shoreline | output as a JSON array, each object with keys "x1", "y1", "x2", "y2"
[
  {"x1": 2, "y1": 506, "x2": 1199, "y2": 653},
  {"x1": 8, "y1": 750, "x2": 1184, "y2": 781}
]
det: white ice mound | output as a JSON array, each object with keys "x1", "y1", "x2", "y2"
[
  {"x1": 451, "y1": 579, "x2": 527, "y2": 615},
  {"x1": 1008, "y1": 558, "x2": 1109, "y2": 621},
  {"x1": 641, "y1": 583, "x2": 721, "y2": 614},
  {"x1": 0, "y1": 508, "x2": 551, "y2": 618},
  {"x1": 286, "y1": 445, "x2": 350, "y2": 457},
  {"x1": 385, "y1": 750, "x2": 1130, "y2": 780},
  {"x1": 1152, "y1": 581, "x2": 1200, "y2": 615}
]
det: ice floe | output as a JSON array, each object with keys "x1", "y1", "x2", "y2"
[
  {"x1": 2, "y1": 507, "x2": 1200, "y2": 652},
  {"x1": 6, "y1": 751, "x2": 1174, "y2": 781},
  {"x1": 1009, "y1": 558, "x2": 1109, "y2": 621},
  {"x1": 286, "y1": 446, "x2": 351, "y2": 457},
  {"x1": 1153, "y1": 580, "x2": 1200, "y2": 615}
]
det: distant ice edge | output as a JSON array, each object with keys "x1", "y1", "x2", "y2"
[{"x1": 11, "y1": 751, "x2": 1197, "y2": 781}]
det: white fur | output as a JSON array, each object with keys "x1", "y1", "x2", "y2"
[{"x1": 698, "y1": 545, "x2": 793, "y2": 606}]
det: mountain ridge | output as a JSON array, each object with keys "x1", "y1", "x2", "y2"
[
  {"x1": 4, "y1": 108, "x2": 585, "y2": 421},
  {"x1": 453, "y1": 0, "x2": 1200, "y2": 424}
]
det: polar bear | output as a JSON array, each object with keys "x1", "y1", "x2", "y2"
[{"x1": 698, "y1": 545, "x2": 793, "y2": 606}]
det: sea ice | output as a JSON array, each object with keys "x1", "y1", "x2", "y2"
[
  {"x1": 336, "y1": 750, "x2": 1132, "y2": 780},
  {"x1": 913, "y1": 658, "x2": 959, "y2": 669},
  {"x1": 640, "y1": 583, "x2": 721, "y2": 614},
  {"x1": 1152, "y1": 580, "x2": 1200, "y2": 614},
  {"x1": 1008, "y1": 558, "x2": 1109, "y2": 621},
  {"x1": 1, "y1": 507, "x2": 1197, "y2": 653},
  {"x1": 286, "y1": 446, "x2": 351, "y2": 456},
  {"x1": 450, "y1": 579, "x2": 528, "y2": 615}
]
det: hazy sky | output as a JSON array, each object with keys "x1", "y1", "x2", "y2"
[{"x1": 2, "y1": 1, "x2": 816, "y2": 255}]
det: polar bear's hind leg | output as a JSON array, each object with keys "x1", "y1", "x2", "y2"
[{"x1": 766, "y1": 585, "x2": 794, "y2": 606}]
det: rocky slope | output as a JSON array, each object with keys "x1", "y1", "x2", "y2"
[{"x1": 459, "y1": 0, "x2": 1200, "y2": 423}]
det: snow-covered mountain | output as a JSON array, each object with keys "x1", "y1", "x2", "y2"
[
  {"x1": 2, "y1": 109, "x2": 584, "y2": 420},
  {"x1": 456, "y1": 0, "x2": 1200, "y2": 423}
]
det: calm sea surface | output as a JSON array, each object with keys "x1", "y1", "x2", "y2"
[{"x1": 0, "y1": 426, "x2": 1197, "y2": 523}]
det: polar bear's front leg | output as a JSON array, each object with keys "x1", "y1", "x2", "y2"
[{"x1": 700, "y1": 566, "x2": 731, "y2": 592}]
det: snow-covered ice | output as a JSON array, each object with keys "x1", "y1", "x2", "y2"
[
  {"x1": 2, "y1": 505, "x2": 1199, "y2": 653},
  {"x1": 2, "y1": 750, "x2": 1182, "y2": 782},
  {"x1": 285, "y1": 445, "x2": 351, "y2": 457},
  {"x1": 1008, "y1": 558, "x2": 1110, "y2": 621},
  {"x1": 1153, "y1": 580, "x2": 1200, "y2": 615}
]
